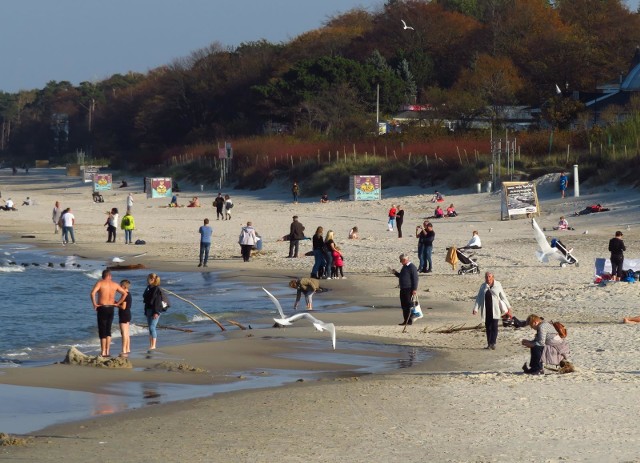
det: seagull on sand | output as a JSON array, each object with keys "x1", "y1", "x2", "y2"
[
  {"x1": 263, "y1": 288, "x2": 336, "y2": 349},
  {"x1": 401, "y1": 19, "x2": 414, "y2": 30}
]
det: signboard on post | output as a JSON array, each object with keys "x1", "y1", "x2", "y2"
[
  {"x1": 501, "y1": 181, "x2": 540, "y2": 219},
  {"x1": 148, "y1": 177, "x2": 173, "y2": 199},
  {"x1": 349, "y1": 175, "x2": 381, "y2": 201},
  {"x1": 82, "y1": 165, "x2": 100, "y2": 183},
  {"x1": 93, "y1": 173, "x2": 112, "y2": 192}
]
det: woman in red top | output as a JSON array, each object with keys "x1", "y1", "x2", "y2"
[{"x1": 388, "y1": 205, "x2": 397, "y2": 231}]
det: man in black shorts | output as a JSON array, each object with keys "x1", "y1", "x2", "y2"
[{"x1": 90, "y1": 269, "x2": 128, "y2": 357}]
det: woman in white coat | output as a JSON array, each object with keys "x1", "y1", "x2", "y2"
[{"x1": 472, "y1": 271, "x2": 512, "y2": 350}]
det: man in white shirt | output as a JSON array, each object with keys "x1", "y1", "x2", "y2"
[
  {"x1": 3, "y1": 198, "x2": 16, "y2": 210},
  {"x1": 61, "y1": 208, "x2": 76, "y2": 244}
]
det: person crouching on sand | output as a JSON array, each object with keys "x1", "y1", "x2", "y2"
[{"x1": 290, "y1": 278, "x2": 319, "y2": 310}]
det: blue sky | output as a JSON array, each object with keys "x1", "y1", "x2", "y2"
[{"x1": 1, "y1": 0, "x2": 638, "y2": 93}]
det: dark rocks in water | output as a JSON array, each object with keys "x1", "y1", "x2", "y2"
[
  {"x1": 32, "y1": 263, "x2": 39, "y2": 266},
  {"x1": 8, "y1": 261, "x2": 16, "y2": 266},
  {"x1": 48, "y1": 263, "x2": 54, "y2": 267},
  {"x1": 60, "y1": 263, "x2": 65, "y2": 267},
  {"x1": 21, "y1": 263, "x2": 29, "y2": 267}
]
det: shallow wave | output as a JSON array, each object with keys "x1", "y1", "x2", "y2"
[{"x1": 0, "y1": 266, "x2": 24, "y2": 273}]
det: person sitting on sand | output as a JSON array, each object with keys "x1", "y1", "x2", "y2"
[
  {"x1": 553, "y1": 216, "x2": 569, "y2": 231},
  {"x1": 320, "y1": 193, "x2": 329, "y2": 203},
  {"x1": 521, "y1": 314, "x2": 570, "y2": 375},
  {"x1": 431, "y1": 190, "x2": 444, "y2": 203},
  {"x1": 349, "y1": 226, "x2": 359, "y2": 239},
  {"x1": 290, "y1": 277, "x2": 320, "y2": 310},
  {"x1": 187, "y1": 196, "x2": 200, "y2": 207},
  {"x1": 446, "y1": 203, "x2": 457, "y2": 217},
  {"x1": 169, "y1": 195, "x2": 179, "y2": 207},
  {"x1": 434, "y1": 205, "x2": 444, "y2": 218},
  {"x1": 1, "y1": 198, "x2": 16, "y2": 211},
  {"x1": 461, "y1": 230, "x2": 482, "y2": 249},
  {"x1": 22, "y1": 197, "x2": 33, "y2": 206},
  {"x1": 119, "y1": 180, "x2": 128, "y2": 188}
]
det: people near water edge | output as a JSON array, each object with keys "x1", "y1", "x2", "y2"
[
  {"x1": 521, "y1": 314, "x2": 570, "y2": 375},
  {"x1": 61, "y1": 207, "x2": 76, "y2": 244},
  {"x1": 105, "y1": 207, "x2": 119, "y2": 243},
  {"x1": 288, "y1": 215, "x2": 305, "y2": 258},
  {"x1": 323, "y1": 230, "x2": 337, "y2": 279},
  {"x1": 290, "y1": 277, "x2": 320, "y2": 310},
  {"x1": 392, "y1": 253, "x2": 419, "y2": 326},
  {"x1": 121, "y1": 210, "x2": 135, "y2": 244},
  {"x1": 332, "y1": 246, "x2": 345, "y2": 279},
  {"x1": 387, "y1": 204, "x2": 397, "y2": 232},
  {"x1": 292, "y1": 181, "x2": 299, "y2": 203},
  {"x1": 127, "y1": 192, "x2": 133, "y2": 211},
  {"x1": 239, "y1": 221, "x2": 258, "y2": 262},
  {"x1": 472, "y1": 271, "x2": 512, "y2": 350},
  {"x1": 311, "y1": 226, "x2": 325, "y2": 279},
  {"x1": 214, "y1": 193, "x2": 225, "y2": 220},
  {"x1": 143, "y1": 273, "x2": 164, "y2": 350},
  {"x1": 608, "y1": 230, "x2": 626, "y2": 281},
  {"x1": 198, "y1": 218, "x2": 213, "y2": 267},
  {"x1": 52, "y1": 201, "x2": 62, "y2": 234},
  {"x1": 90, "y1": 269, "x2": 128, "y2": 357},
  {"x1": 118, "y1": 279, "x2": 132, "y2": 357},
  {"x1": 416, "y1": 221, "x2": 435, "y2": 273}
]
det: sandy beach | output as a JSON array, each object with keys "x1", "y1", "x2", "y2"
[{"x1": 2, "y1": 168, "x2": 640, "y2": 462}]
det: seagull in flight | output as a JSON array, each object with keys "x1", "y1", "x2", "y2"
[
  {"x1": 401, "y1": 19, "x2": 414, "y2": 30},
  {"x1": 263, "y1": 288, "x2": 336, "y2": 349}
]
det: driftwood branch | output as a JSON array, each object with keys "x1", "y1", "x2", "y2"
[
  {"x1": 227, "y1": 319, "x2": 248, "y2": 330},
  {"x1": 162, "y1": 288, "x2": 226, "y2": 331},
  {"x1": 427, "y1": 323, "x2": 484, "y2": 334},
  {"x1": 133, "y1": 323, "x2": 194, "y2": 333}
]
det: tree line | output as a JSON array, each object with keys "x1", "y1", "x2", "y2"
[{"x1": 1, "y1": 0, "x2": 639, "y2": 167}]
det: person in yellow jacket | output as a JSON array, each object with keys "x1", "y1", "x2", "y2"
[{"x1": 120, "y1": 211, "x2": 136, "y2": 244}]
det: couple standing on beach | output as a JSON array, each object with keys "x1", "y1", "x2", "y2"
[{"x1": 89, "y1": 269, "x2": 131, "y2": 357}]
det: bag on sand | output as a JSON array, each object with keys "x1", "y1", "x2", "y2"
[{"x1": 411, "y1": 296, "x2": 423, "y2": 321}]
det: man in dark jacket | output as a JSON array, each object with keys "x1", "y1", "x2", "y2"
[
  {"x1": 288, "y1": 215, "x2": 305, "y2": 258},
  {"x1": 213, "y1": 193, "x2": 225, "y2": 220},
  {"x1": 609, "y1": 230, "x2": 626, "y2": 281},
  {"x1": 393, "y1": 253, "x2": 419, "y2": 325}
]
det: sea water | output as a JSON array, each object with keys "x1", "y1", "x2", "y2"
[
  {"x1": 0, "y1": 239, "x2": 432, "y2": 434},
  {"x1": 0, "y1": 240, "x2": 293, "y2": 365}
]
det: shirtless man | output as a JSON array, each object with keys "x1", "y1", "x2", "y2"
[{"x1": 90, "y1": 269, "x2": 128, "y2": 357}]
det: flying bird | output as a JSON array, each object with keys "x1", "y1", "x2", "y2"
[
  {"x1": 531, "y1": 219, "x2": 575, "y2": 266},
  {"x1": 401, "y1": 19, "x2": 414, "y2": 30},
  {"x1": 263, "y1": 287, "x2": 336, "y2": 349},
  {"x1": 555, "y1": 84, "x2": 562, "y2": 95}
]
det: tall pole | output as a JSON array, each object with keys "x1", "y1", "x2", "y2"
[{"x1": 376, "y1": 84, "x2": 380, "y2": 125}]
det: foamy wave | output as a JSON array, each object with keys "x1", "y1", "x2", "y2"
[
  {"x1": 86, "y1": 269, "x2": 103, "y2": 280},
  {"x1": 0, "y1": 265, "x2": 25, "y2": 273}
]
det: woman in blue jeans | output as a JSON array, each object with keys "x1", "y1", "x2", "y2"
[
  {"x1": 143, "y1": 273, "x2": 163, "y2": 351},
  {"x1": 416, "y1": 221, "x2": 435, "y2": 272},
  {"x1": 311, "y1": 226, "x2": 325, "y2": 278}
]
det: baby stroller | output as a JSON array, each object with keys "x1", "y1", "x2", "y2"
[
  {"x1": 550, "y1": 238, "x2": 579, "y2": 267},
  {"x1": 456, "y1": 248, "x2": 480, "y2": 275}
]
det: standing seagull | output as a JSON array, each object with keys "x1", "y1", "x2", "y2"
[{"x1": 401, "y1": 19, "x2": 414, "y2": 30}]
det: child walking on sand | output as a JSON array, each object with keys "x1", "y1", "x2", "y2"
[{"x1": 332, "y1": 246, "x2": 345, "y2": 279}]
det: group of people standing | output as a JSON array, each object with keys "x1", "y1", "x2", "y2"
[
  {"x1": 387, "y1": 205, "x2": 405, "y2": 237},
  {"x1": 52, "y1": 201, "x2": 76, "y2": 245},
  {"x1": 90, "y1": 270, "x2": 166, "y2": 357},
  {"x1": 310, "y1": 225, "x2": 345, "y2": 279},
  {"x1": 213, "y1": 193, "x2": 233, "y2": 220}
]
